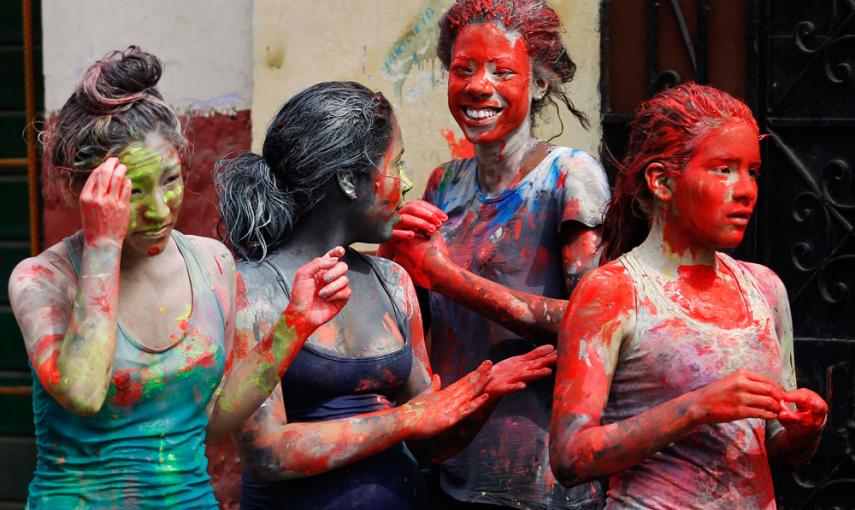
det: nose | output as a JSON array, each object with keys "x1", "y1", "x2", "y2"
[
  {"x1": 143, "y1": 191, "x2": 171, "y2": 222},
  {"x1": 464, "y1": 68, "x2": 493, "y2": 98}
]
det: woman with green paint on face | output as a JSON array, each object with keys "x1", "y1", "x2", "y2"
[{"x1": 8, "y1": 46, "x2": 351, "y2": 509}]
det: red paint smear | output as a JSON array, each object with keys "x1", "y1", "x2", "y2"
[
  {"x1": 440, "y1": 129, "x2": 475, "y2": 159},
  {"x1": 235, "y1": 272, "x2": 249, "y2": 312},
  {"x1": 91, "y1": 294, "x2": 112, "y2": 315},
  {"x1": 147, "y1": 246, "x2": 162, "y2": 256},
  {"x1": 34, "y1": 333, "x2": 63, "y2": 388},
  {"x1": 112, "y1": 369, "x2": 144, "y2": 406},
  {"x1": 29, "y1": 264, "x2": 54, "y2": 280},
  {"x1": 214, "y1": 256, "x2": 223, "y2": 275}
]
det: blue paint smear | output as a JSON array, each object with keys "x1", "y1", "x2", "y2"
[{"x1": 488, "y1": 189, "x2": 524, "y2": 231}]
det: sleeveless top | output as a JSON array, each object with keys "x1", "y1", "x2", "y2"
[
  {"x1": 27, "y1": 230, "x2": 225, "y2": 510},
  {"x1": 602, "y1": 249, "x2": 796, "y2": 510},
  {"x1": 424, "y1": 147, "x2": 609, "y2": 509},
  {"x1": 239, "y1": 251, "x2": 426, "y2": 510}
]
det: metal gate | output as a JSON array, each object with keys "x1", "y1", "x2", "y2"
[{"x1": 601, "y1": 1, "x2": 855, "y2": 508}]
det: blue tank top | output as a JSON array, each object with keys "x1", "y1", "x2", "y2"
[
  {"x1": 239, "y1": 251, "x2": 427, "y2": 510},
  {"x1": 27, "y1": 231, "x2": 225, "y2": 509}
]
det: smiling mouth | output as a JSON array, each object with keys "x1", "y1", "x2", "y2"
[{"x1": 463, "y1": 106, "x2": 502, "y2": 122}]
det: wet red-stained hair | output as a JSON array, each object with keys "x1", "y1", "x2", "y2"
[
  {"x1": 601, "y1": 82, "x2": 759, "y2": 261},
  {"x1": 437, "y1": 0, "x2": 588, "y2": 129}
]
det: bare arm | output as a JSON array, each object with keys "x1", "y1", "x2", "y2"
[
  {"x1": 206, "y1": 247, "x2": 351, "y2": 442},
  {"x1": 747, "y1": 263, "x2": 827, "y2": 465},
  {"x1": 549, "y1": 264, "x2": 785, "y2": 486},
  {"x1": 235, "y1": 364, "x2": 492, "y2": 481},
  {"x1": 9, "y1": 159, "x2": 130, "y2": 415},
  {"x1": 379, "y1": 203, "x2": 604, "y2": 342}
]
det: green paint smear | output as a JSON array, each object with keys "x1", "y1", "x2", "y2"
[{"x1": 118, "y1": 145, "x2": 182, "y2": 231}]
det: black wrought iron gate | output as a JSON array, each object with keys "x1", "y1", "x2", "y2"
[{"x1": 601, "y1": 1, "x2": 855, "y2": 508}]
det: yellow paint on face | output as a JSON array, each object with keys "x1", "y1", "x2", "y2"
[{"x1": 117, "y1": 138, "x2": 184, "y2": 234}]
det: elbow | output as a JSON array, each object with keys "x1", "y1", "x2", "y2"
[
  {"x1": 42, "y1": 377, "x2": 108, "y2": 417},
  {"x1": 549, "y1": 439, "x2": 594, "y2": 487},
  {"x1": 63, "y1": 392, "x2": 107, "y2": 416}
]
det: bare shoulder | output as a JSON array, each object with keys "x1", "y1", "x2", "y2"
[
  {"x1": 185, "y1": 234, "x2": 236, "y2": 283},
  {"x1": 572, "y1": 260, "x2": 635, "y2": 299},
  {"x1": 565, "y1": 260, "x2": 636, "y2": 327},
  {"x1": 9, "y1": 241, "x2": 75, "y2": 297}
]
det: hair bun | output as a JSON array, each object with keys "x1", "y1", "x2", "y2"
[{"x1": 76, "y1": 45, "x2": 164, "y2": 115}]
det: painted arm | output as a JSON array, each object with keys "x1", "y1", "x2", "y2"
[
  {"x1": 380, "y1": 201, "x2": 602, "y2": 342},
  {"x1": 234, "y1": 362, "x2": 493, "y2": 481},
  {"x1": 746, "y1": 263, "x2": 827, "y2": 465},
  {"x1": 395, "y1": 267, "x2": 559, "y2": 465},
  {"x1": 549, "y1": 264, "x2": 786, "y2": 486},
  {"x1": 10, "y1": 158, "x2": 130, "y2": 415},
  {"x1": 206, "y1": 247, "x2": 351, "y2": 442}
]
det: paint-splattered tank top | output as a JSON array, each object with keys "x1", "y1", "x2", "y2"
[
  {"x1": 238, "y1": 252, "x2": 426, "y2": 510},
  {"x1": 27, "y1": 230, "x2": 225, "y2": 509},
  {"x1": 603, "y1": 249, "x2": 796, "y2": 510}
]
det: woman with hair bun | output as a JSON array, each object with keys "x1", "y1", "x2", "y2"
[
  {"x1": 216, "y1": 81, "x2": 557, "y2": 510},
  {"x1": 380, "y1": 0, "x2": 609, "y2": 508},
  {"x1": 549, "y1": 83, "x2": 827, "y2": 509},
  {"x1": 9, "y1": 46, "x2": 351, "y2": 509}
]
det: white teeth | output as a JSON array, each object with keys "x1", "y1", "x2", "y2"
[{"x1": 465, "y1": 107, "x2": 500, "y2": 120}]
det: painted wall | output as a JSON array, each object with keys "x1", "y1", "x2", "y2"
[
  {"x1": 251, "y1": 0, "x2": 603, "y2": 201},
  {"x1": 40, "y1": 0, "x2": 254, "y2": 249}
]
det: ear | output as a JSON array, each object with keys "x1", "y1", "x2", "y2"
[
  {"x1": 644, "y1": 162, "x2": 674, "y2": 203},
  {"x1": 532, "y1": 77, "x2": 548, "y2": 101},
  {"x1": 336, "y1": 172, "x2": 358, "y2": 200}
]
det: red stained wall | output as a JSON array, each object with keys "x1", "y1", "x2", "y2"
[{"x1": 40, "y1": 110, "x2": 251, "y2": 509}]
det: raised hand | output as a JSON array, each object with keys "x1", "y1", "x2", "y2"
[
  {"x1": 380, "y1": 229, "x2": 451, "y2": 290},
  {"x1": 690, "y1": 369, "x2": 785, "y2": 425},
  {"x1": 403, "y1": 361, "x2": 493, "y2": 440},
  {"x1": 391, "y1": 200, "x2": 447, "y2": 240},
  {"x1": 285, "y1": 247, "x2": 351, "y2": 332},
  {"x1": 486, "y1": 344, "x2": 558, "y2": 398},
  {"x1": 778, "y1": 388, "x2": 828, "y2": 434},
  {"x1": 79, "y1": 157, "x2": 132, "y2": 246}
]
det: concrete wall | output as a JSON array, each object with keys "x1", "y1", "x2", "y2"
[
  {"x1": 252, "y1": 0, "x2": 602, "y2": 199},
  {"x1": 42, "y1": 0, "x2": 252, "y2": 113}
]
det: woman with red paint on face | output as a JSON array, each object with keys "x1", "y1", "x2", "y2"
[
  {"x1": 8, "y1": 47, "x2": 351, "y2": 509},
  {"x1": 380, "y1": 1, "x2": 609, "y2": 508},
  {"x1": 216, "y1": 81, "x2": 557, "y2": 510},
  {"x1": 549, "y1": 83, "x2": 828, "y2": 509}
]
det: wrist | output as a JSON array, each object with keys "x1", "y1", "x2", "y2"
[
  {"x1": 683, "y1": 391, "x2": 706, "y2": 428},
  {"x1": 282, "y1": 305, "x2": 315, "y2": 341}
]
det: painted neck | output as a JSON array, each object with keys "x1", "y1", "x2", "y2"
[
  {"x1": 474, "y1": 116, "x2": 537, "y2": 193},
  {"x1": 278, "y1": 208, "x2": 355, "y2": 263},
  {"x1": 635, "y1": 212, "x2": 717, "y2": 277}
]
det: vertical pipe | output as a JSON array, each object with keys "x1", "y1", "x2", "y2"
[{"x1": 22, "y1": 0, "x2": 39, "y2": 256}]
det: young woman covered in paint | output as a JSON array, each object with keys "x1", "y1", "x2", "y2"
[
  {"x1": 380, "y1": 1, "x2": 609, "y2": 508},
  {"x1": 549, "y1": 83, "x2": 828, "y2": 509},
  {"x1": 9, "y1": 47, "x2": 351, "y2": 509},
  {"x1": 216, "y1": 81, "x2": 556, "y2": 510}
]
